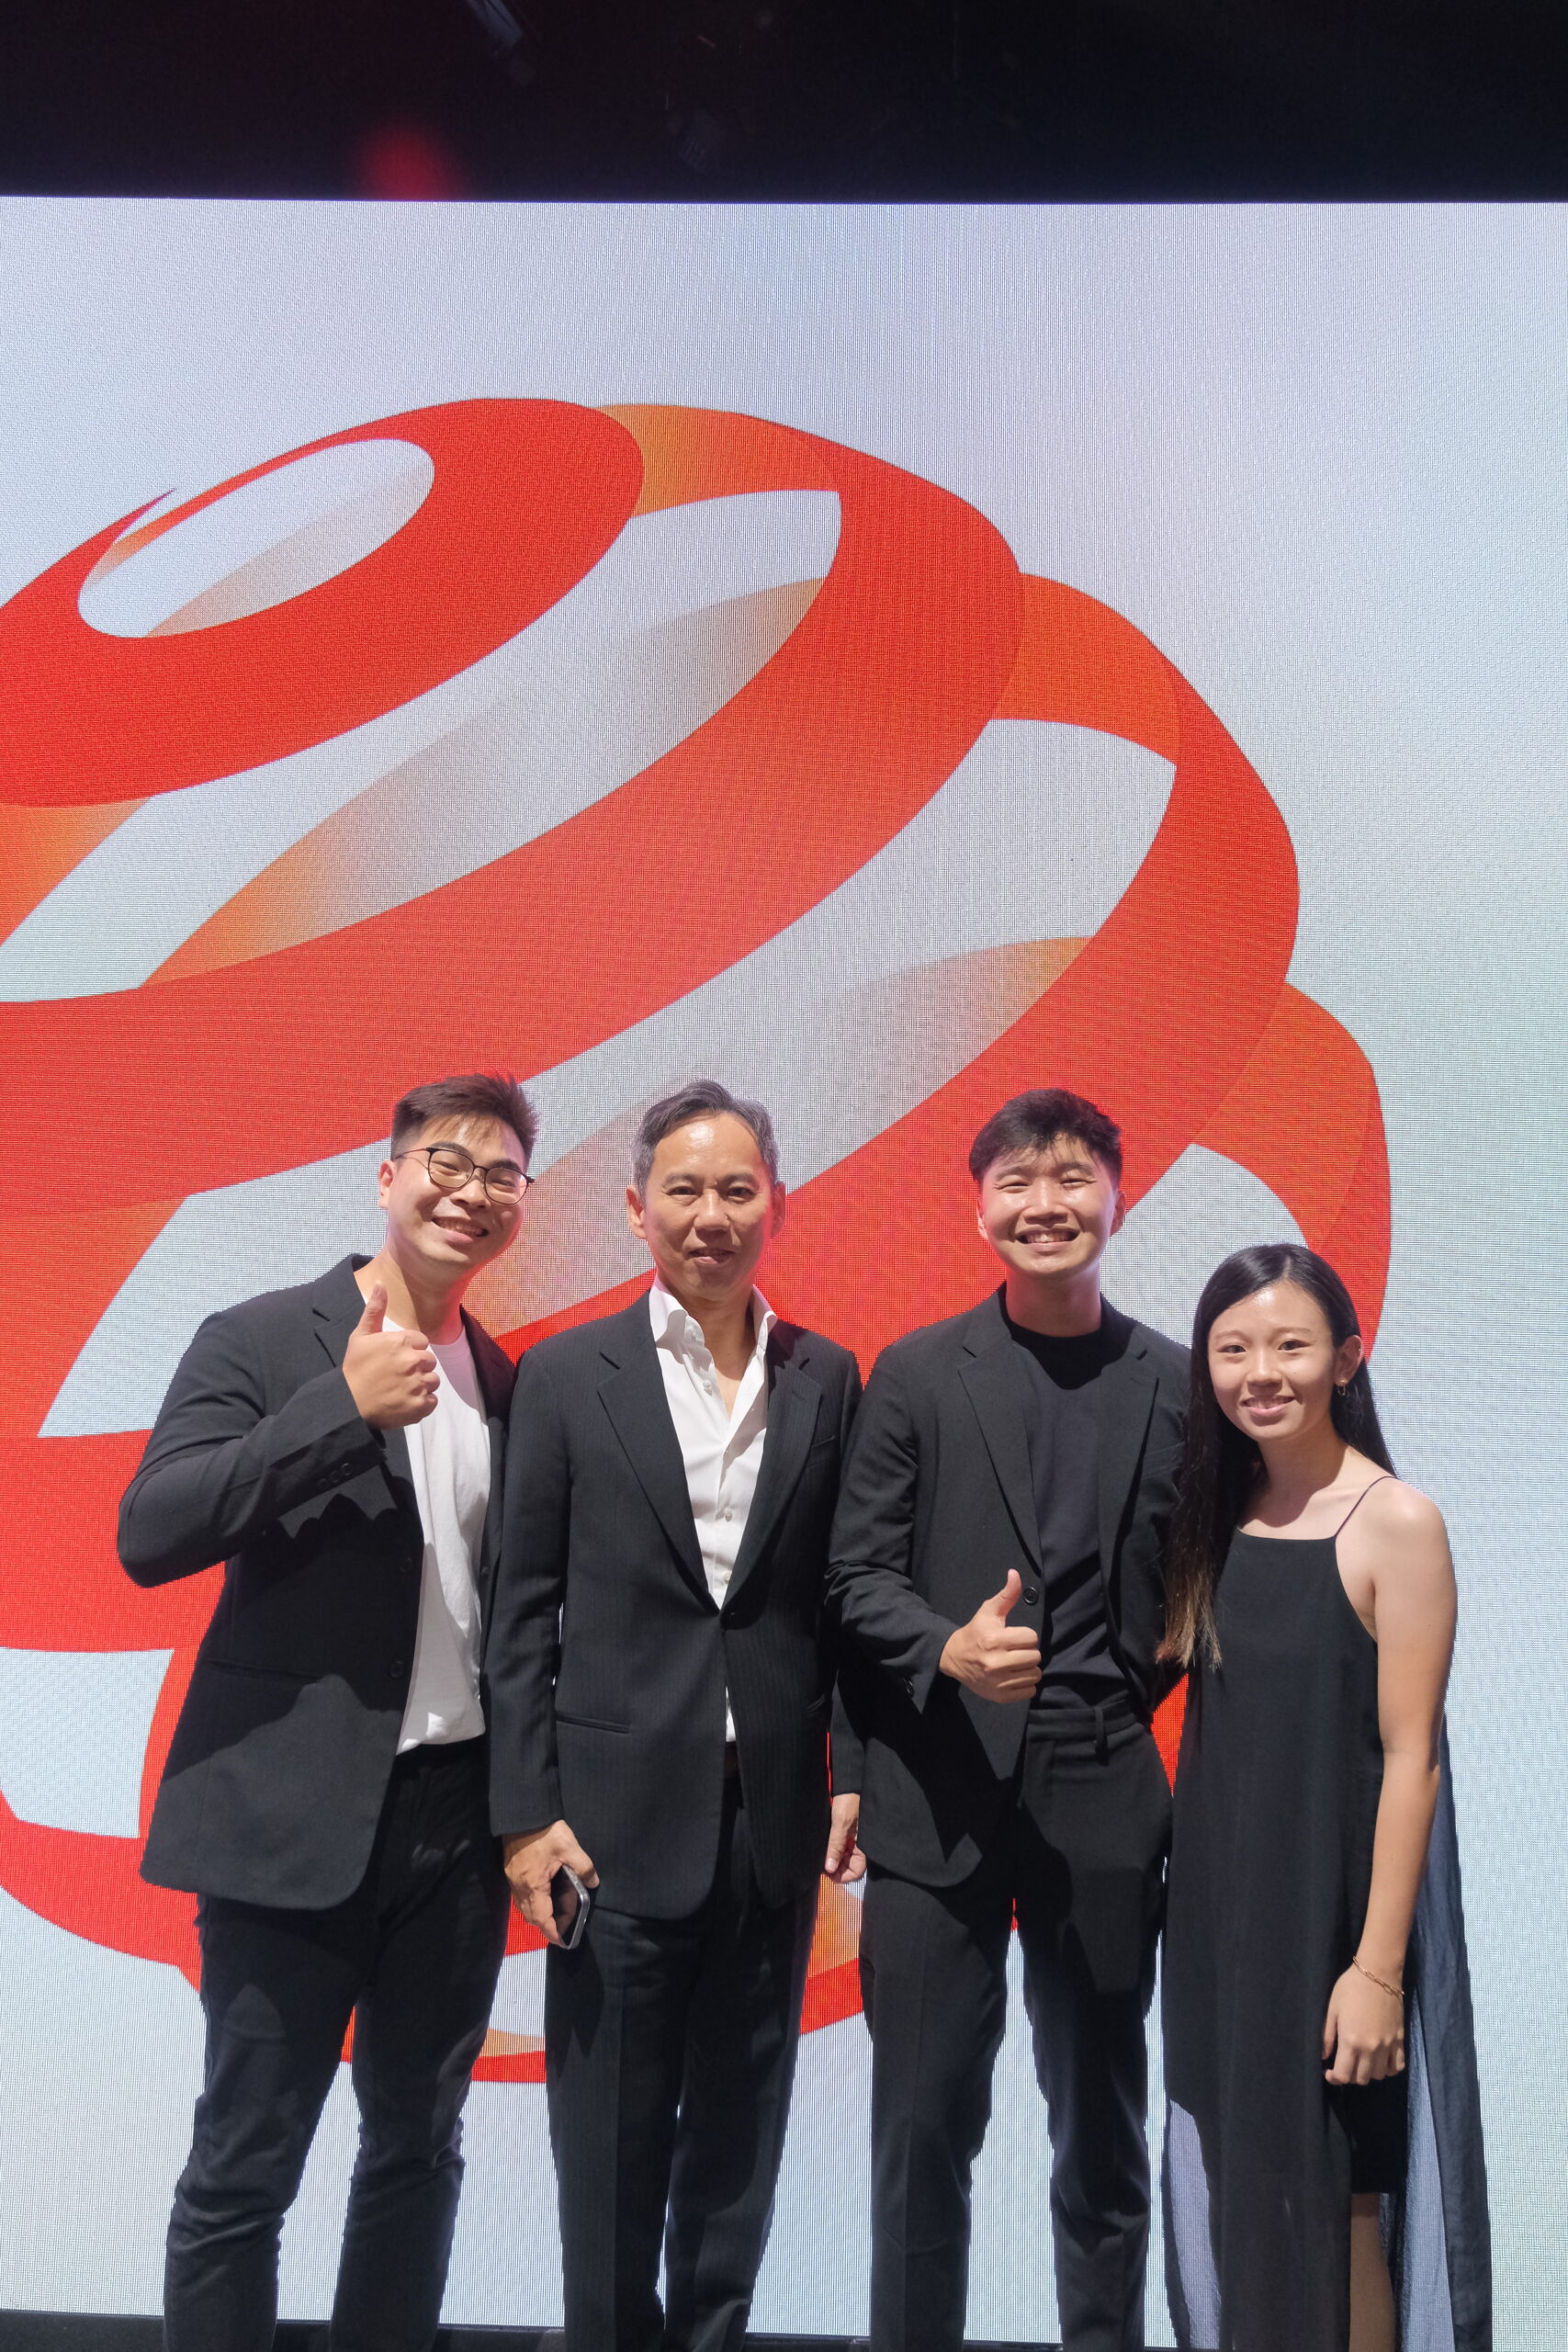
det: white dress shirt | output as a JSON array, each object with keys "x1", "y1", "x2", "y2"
[
  {"x1": 648, "y1": 1276, "x2": 777, "y2": 1744},
  {"x1": 391, "y1": 1321, "x2": 491, "y2": 1753}
]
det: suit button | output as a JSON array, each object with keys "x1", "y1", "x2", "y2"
[
  {"x1": 1023, "y1": 1586, "x2": 1040, "y2": 1606},
  {"x1": 389, "y1": 1658, "x2": 407, "y2": 1679}
]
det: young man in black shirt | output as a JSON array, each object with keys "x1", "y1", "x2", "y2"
[{"x1": 829, "y1": 1089, "x2": 1188, "y2": 2352}]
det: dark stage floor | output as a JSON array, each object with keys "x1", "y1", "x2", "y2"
[{"x1": 0, "y1": 2325, "x2": 1056, "y2": 2352}]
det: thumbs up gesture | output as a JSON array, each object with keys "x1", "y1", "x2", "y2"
[
  {"x1": 939, "y1": 1569, "x2": 1043, "y2": 1703},
  {"x1": 343, "y1": 1283, "x2": 440, "y2": 1429}
]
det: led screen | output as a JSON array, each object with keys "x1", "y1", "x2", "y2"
[{"x1": 0, "y1": 198, "x2": 1561, "y2": 2343}]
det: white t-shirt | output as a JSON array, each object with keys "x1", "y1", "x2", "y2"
[{"x1": 393, "y1": 1324, "x2": 491, "y2": 1752}]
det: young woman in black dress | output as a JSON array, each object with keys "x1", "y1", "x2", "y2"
[{"x1": 1159, "y1": 1244, "x2": 1489, "y2": 2352}]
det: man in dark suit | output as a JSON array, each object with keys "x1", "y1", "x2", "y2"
[
  {"x1": 828, "y1": 1088, "x2": 1188, "y2": 2352},
  {"x1": 487, "y1": 1079, "x2": 863, "y2": 2352},
  {"x1": 118, "y1": 1071, "x2": 536, "y2": 2352}
]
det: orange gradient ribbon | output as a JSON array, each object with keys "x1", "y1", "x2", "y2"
[{"x1": 0, "y1": 401, "x2": 1389, "y2": 2060}]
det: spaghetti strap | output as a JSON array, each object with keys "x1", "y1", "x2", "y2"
[{"x1": 1333, "y1": 1473, "x2": 1393, "y2": 1537}]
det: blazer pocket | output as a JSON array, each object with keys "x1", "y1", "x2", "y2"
[
  {"x1": 554, "y1": 1710, "x2": 632, "y2": 1735},
  {"x1": 210, "y1": 1658, "x2": 310, "y2": 1683},
  {"x1": 165, "y1": 1656, "x2": 310, "y2": 1775}
]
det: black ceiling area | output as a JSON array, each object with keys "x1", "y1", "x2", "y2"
[{"x1": 3, "y1": 0, "x2": 1565, "y2": 203}]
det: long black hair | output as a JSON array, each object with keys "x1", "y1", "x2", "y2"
[{"x1": 1160, "y1": 1242, "x2": 1396, "y2": 1669}]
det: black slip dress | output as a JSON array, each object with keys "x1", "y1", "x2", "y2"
[{"x1": 1161, "y1": 1483, "x2": 1492, "y2": 2352}]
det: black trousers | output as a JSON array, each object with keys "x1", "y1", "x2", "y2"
[
  {"x1": 860, "y1": 1702, "x2": 1171, "y2": 2352},
  {"x1": 545, "y1": 1774, "x2": 818, "y2": 2352},
  {"x1": 164, "y1": 1738, "x2": 510, "y2": 2352}
]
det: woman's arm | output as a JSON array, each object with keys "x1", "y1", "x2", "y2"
[{"x1": 1324, "y1": 1480, "x2": 1457, "y2": 2085}]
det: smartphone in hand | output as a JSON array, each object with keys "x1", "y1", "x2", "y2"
[{"x1": 550, "y1": 1863, "x2": 592, "y2": 1951}]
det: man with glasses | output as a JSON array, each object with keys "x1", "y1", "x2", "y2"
[{"x1": 119, "y1": 1073, "x2": 536, "y2": 2352}]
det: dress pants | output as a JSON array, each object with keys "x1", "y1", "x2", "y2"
[
  {"x1": 545, "y1": 1772, "x2": 818, "y2": 2352},
  {"x1": 164, "y1": 1737, "x2": 510, "y2": 2352},
  {"x1": 860, "y1": 1700, "x2": 1171, "y2": 2352}
]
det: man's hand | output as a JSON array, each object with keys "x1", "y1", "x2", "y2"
[
  {"x1": 939, "y1": 1570, "x2": 1042, "y2": 1703},
  {"x1": 824, "y1": 1792, "x2": 865, "y2": 1883},
  {"x1": 343, "y1": 1283, "x2": 440, "y2": 1430},
  {"x1": 502, "y1": 1820, "x2": 600, "y2": 1949}
]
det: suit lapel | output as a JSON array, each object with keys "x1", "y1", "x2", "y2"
[
  {"x1": 725, "y1": 1342, "x2": 823, "y2": 1607},
  {"x1": 957, "y1": 1295, "x2": 1042, "y2": 1570},
  {"x1": 596, "y1": 1303, "x2": 712, "y2": 1605},
  {"x1": 464, "y1": 1316, "x2": 510, "y2": 1620},
  {"x1": 310, "y1": 1257, "x2": 416, "y2": 1509},
  {"x1": 1097, "y1": 1306, "x2": 1156, "y2": 1613}
]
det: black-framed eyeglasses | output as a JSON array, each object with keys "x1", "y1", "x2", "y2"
[{"x1": 392, "y1": 1144, "x2": 535, "y2": 1203}]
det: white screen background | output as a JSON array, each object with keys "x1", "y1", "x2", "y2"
[{"x1": 0, "y1": 198, "x2": 1562, "y2": 2344}]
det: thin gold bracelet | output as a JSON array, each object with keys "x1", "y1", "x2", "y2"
[{"x1": 1352, "y1": 1955, "x2": 1404, "y2": 2002}]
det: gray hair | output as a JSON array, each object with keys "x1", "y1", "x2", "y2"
[{"x1": 632, "y1": 1080, "x2": 781, "y2": 1194}]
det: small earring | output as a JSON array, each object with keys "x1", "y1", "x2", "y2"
[{"x1": 1335, "y1": 1382, "x2": 1348, "y2": 1394}]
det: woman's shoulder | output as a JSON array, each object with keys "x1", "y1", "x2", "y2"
[
  {"x1": 1344, "y1": 1469, "x2": 1454, "y2": 1600},
  {"x1": 1355, "y1": 1470, "x2": 1446, "y2": 1542}
]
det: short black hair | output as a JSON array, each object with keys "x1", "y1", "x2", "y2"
[
  {"x1": 390, "y1": 1072, "x2": 538, "y2": 1163},
  {"x1": 968, "y1": 1088, "x2": 1122, "y2": 1186},
  {"x1": 633, "y1": 1080, "x2": 780, "y2": 1193}
]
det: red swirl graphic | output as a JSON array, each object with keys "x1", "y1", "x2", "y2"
[
  {"x1": 0, "y1": 400, "x2": 1390, "y2": 2076},
  {"x1": 0, "y1": 399, "x2": 641, "y2": 806}
]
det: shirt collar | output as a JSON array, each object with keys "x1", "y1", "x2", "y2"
[{"x1": 649, "y1": 1275, "x2": 775, "y2": 1367}]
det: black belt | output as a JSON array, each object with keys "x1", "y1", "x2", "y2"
[
  {"x1": 393, "y1": 1733, "x2": 487, "y2": 1775},
  {"x1": 1025, "y1": 1688, "x2": 1142, "y2": 1761}
]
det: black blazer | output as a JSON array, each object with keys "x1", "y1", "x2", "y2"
[
  {"x1": 827, "y1": 1290, "x2": 1187, "y2": 1887},
  {"x1": 486, "y1": 1295, "x2": 862, "y2": 1919},
  {"x1": 118, "y1": 1256, "x2": 515, "y2": 1909}
]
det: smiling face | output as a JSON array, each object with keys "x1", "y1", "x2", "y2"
[
  {"x1": 976, "y1": 1136, "x2": 1125, "y2": 1290},
  {"x1": 1207, "y1": 1278, "x2": 1364, "y2": 1448},
  {"x1": 626, "y1": 1112, "x2": 784, "y2": 1311},
  {"x1": 377, "y1": 1114, "x2": 527, "y2": 1288}
]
